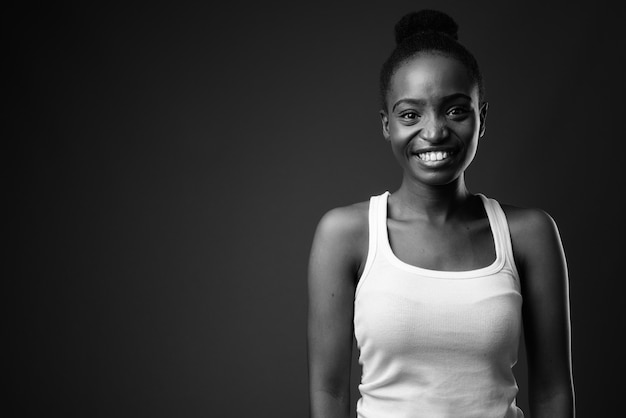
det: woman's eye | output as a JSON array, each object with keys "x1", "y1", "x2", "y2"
[
  {"x1": 447, "y1": 107, "x2": 469, "y2": 117},
  {"x1": 400, "y1": 112, "x2": 419, "y2": 120}
]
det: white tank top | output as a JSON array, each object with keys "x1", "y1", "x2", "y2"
[{"x1": 354, "y1": 192, "x2": 524, "y2": 418}]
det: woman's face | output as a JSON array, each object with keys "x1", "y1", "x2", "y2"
[{"x1": 381, "y1": 53, "x2": 487, "y2": 187}]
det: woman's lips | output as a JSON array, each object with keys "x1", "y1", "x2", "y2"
[
  {"x1": 411, "y1": 148, "x2": 457, "y2": 167},
  {"x1": 416, "y1": 150, "x2": 452, "y2": 162}
]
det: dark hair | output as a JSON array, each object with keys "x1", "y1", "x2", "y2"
[{"x1": 379, "y1": 10, "x2": 484, "y2": 109}]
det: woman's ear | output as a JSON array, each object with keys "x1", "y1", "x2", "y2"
[
  {"x1": 479, "y1": 102, "x2": 488, "y2": 138},
  {"x1": 380, "y1": 110, "x2": 390, "y2": 141}
]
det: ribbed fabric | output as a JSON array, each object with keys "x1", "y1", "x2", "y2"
[{"x1": 354, "y1": 192, "x2": 524, "y2": 418}]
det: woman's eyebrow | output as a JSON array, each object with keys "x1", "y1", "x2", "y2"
[
  {"x1": 392, "y1": 93, "x2": 473, "y2": 111},
  {"x1": 392, "y1": 98, "x2": 426, "y2": 111},
  {"x1": 441, "y1": 93, "x2": 472, "y2": 103}
]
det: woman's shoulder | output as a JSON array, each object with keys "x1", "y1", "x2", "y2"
[
  {"x1": 499, "y1": 202, "x2": 559, "y2": 237},
  {"x1": 314, "y1": 200, "x2": 370, "y2": 243},
  {"x1": 499, "y1": 201, "x2": 563, "y2": 268},
  {"x1": 310, "y1": 200, "x2": 371, "y2": 275}
]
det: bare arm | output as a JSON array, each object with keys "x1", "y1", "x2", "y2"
[
  {"x1": 307, "y1": 206, "x2": 365, "y2": 418},
  {"x1": 509, "y1": 207, "x2": 575, "y2": 417}
]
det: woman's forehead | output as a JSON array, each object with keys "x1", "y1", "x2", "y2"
[{"x1": 389, "y1": 54, "x2": 478, "y2": 102}]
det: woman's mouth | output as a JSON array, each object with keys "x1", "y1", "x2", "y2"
[{"x1": 416, "y1": 150, "x2": 453, "y2": 162}]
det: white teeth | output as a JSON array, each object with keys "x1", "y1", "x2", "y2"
[{"x1": 418, "y1": 151, "x2": 450, "y2": 161}]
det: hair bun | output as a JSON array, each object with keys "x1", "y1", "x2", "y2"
[{"x1": 394, "y1": 10, "x2": 459, "y2": 44}]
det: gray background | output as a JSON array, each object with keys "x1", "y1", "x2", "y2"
[{"x1": 11, "y1": 1, "x2": 625, "y2": 416}]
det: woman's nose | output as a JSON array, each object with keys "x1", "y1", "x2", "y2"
[{"x1": 419, "y1": 118, "x2": 448, "y2": 143}]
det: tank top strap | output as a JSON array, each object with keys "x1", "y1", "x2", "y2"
[
  {"x1": 375, "y1": 191, "x2": 391, "y2": 245},
  {"x1": 355, "y1": 191, "x2": 389, "y2": 296},
  {"x1": 477, "y1": 194, "x2": 521, "y2": 281}
]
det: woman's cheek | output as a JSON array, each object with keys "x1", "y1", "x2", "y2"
[{"x1": 393, "y1": 123, "x2": 419, "y2": 140}]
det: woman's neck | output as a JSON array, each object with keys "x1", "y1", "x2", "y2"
[{"x1": 390, "y1": 176, "x2": 473, "y2": 223}]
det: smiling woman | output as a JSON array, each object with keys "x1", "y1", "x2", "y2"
[
  {"x1": 307, "y1": 9, "x2": 574, "y2": 418},
  {"x1": 382, "y1": 55, "x2": 487, "y2": 188}
]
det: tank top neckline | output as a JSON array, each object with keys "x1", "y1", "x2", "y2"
[{"x1": 378, "y1": 191, "x2": 506, "y2": 279}]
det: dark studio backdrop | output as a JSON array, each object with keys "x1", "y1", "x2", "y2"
[{"x1": 9, "y1": 1, "x2": 625, "y2": 416}]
